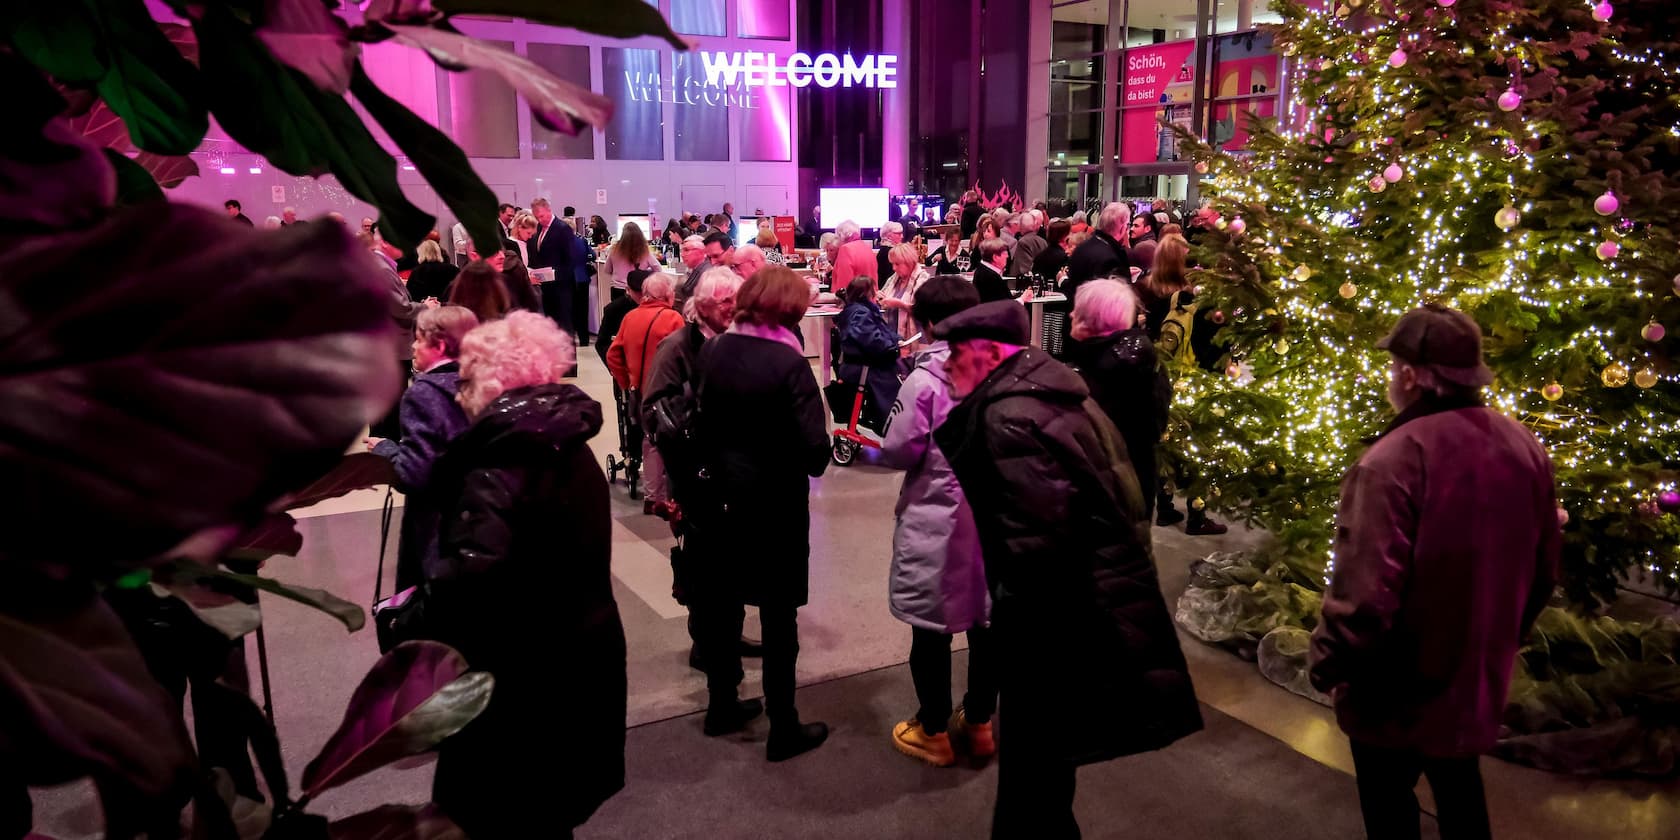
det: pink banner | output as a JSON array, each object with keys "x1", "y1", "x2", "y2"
[{"x1": 1120, "y1": 41, "x2": 1196, "y2": 164}]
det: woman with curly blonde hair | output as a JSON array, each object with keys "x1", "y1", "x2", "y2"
[{"x1": 428, "y1": 311, "x2": 627, "y2": 837}]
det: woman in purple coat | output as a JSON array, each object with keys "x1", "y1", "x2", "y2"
[{"x1": 365, "y1": 305, "x2": 479, "y2": 589}]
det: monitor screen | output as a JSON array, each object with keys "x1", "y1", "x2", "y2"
[
  {"x1": 820, "y1": 187, "x2": 889, "y2": 230},
  {"x1": 614, "y1": 214, "x2": 651, "y2": 240},
  {"x1": 734, "y1": 217, "x2": 760, "y2": 248},
  {"x1": 892, "y1": 194, "x2": 946, "y2": 225}
]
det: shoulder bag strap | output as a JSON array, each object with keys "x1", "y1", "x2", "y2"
[{"x1": 372, "y1": 486, "x2": 395, "y2": 606}]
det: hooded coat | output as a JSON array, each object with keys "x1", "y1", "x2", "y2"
[
  {"x1": 425, "y1": 383, "x2": 626, "y2": 834},
  {"x1": 836, "y1": 298, "x2": 904, "y2": 434},
  {"x1": 879, "y1": 342, "x2": 988, "y2": 634},
  {"x1": 935, "y1": 349, "x2": 1202, "y2": 765}
]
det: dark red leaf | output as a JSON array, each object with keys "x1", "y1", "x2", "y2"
[
  {"x1": 384, "y1": 24, "x2": 611, "y2": 135},
  {"x1": 0, "y1": 585, "x2": 195, "y2": 803},
  {"x1": 0, "y1": 204, "x2": 400, "y2": 579},
  {"x1": 226, "y1": 513, "x2": 305, "y2": 564},
  {"x1": 257, "y1": 0, "x2": 357, "y2": 94},
  {"x1": 301, "y1": 642, "x2": 493, "y2": 797},
  {"x1": 134, "y1": 151, "x2": 199, "y2": 189},
  {"x1": 279, "y1": 452, "x2": 399, "y2": 511},
  {"x1": 66, "y1": 101, "x2": 135, "y2": 152}
]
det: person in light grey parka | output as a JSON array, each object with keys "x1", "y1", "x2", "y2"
[{"x1": 879, "y1": 276, "x2": 996, "y2": 768}]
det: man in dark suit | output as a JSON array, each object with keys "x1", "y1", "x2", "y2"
[
  {"x1": 527, "y1": 197, "x2": 576, "y2": 340},
  {"x1": 225, "y1": 199, "x2": 254, "y2": 227},
  {"x1": 972, "y1": 238, "x2": 1013, "y2": 304},
  {"x1": 497, "y1": 203, "x2": 516, "y2": 240},
  {"x1": 960, "y1": 191, "x2": 984, "y2": 238},
  {"x1": 1065, "y1": 202, "x2": 1132, "y2": 302}
]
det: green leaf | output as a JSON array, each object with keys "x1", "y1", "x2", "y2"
[
  {"x1": 349, "y1": 63, "x2": 502, "y2": 258},
  {"x1": 148, "y1": 577, "x2": 263, "y2": 639},
  {"x1": 171, "y1": 561, "x2": 365, "y2": 633},
  {"x1": 90, "y1": 0, "x2": 208, "y2": 154},
  {"x1": 194, "y1": 5, "x2": 433, "y2": 250},
  {"x1": 302, "y1": 642, "x2": 494, "y2": 797},
  {"x1": 103, "y1": 148, "x2": 165, "y2": 206},
  {"x1": 428, "y1": 0, "x2": 690, "y2": 51},
  {"x1": 6, "y1": 1, "x2": 109, "y2": 84}
]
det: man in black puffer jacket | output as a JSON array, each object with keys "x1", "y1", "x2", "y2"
[{"x1": 932, "y1": 301, "x2": 1202, "y2": 839}]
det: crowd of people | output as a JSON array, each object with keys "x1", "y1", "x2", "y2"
[{"x1": 247, "y1": 191, "x2": 1560, "y2": 840}]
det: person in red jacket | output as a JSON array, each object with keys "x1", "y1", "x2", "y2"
[
  {"x1": 607, "y1": 272, "x2": 687, "y2": 513},
  {"x1": 1310, "y1": 303, "x2": 1560, "y2": 840},
  {"x1": 830, "y1": 219, "x2": 879, "y2": 288}
]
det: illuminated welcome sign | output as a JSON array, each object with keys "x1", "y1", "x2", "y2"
[{"x1": 700, "y1": 51, "x2": 899, "y2": 89}]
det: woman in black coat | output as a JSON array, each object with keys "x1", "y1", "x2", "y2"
[
  {"x1": 427, "y1": 312, "x2": 626, "y2": 838},
  {"x1": 1062, "y1": 279, "x2": 1170, "y2": 521},
  {"x1": 408, "y1": 240, "x2": 459, "y2": 302},
  {"x1": 835, "y1": 275, "x2": 904, "y2": 434},
  {"x1": 691, "y1": 266, "x2": 832, "y2": 762}
]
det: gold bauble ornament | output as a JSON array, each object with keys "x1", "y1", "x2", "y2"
[
  {"x1": 1601, "y1": 363, "x2": 1630, "y2": 388},
  {"x1": 1190, "y1": 497, "x2": 1206, "y2": 511},
  {"x1": 1291, "y1": 264, "x2": 1313, "y2": 280},
  {"x1": 1494, "y1": 205, "x2": 1521, "y2": 231},
  {"x1": 1292, "y1": 502, "x2": 1305, "y2": 513},
  {"x1": 1274, "y1": 338, "x2": 1291, "y2": 355},
  {"x1": 1339, "y1": 282, "x2": 1358, "y2": 299},
  {"x1": 1634, "y1": 367, "x2": 1658, "y2": 389},
  {"x1": 1211, "y1": 406, "x2": 1227, "y2": 417},
  {"x1": 1541, "y1": 382, "x2": 1563, "y2": 401},
  {"x1": 1209, "y1": 486, "x2": 1221, "y2": 498},
  {"x1": 1335, "y1": 3, "x2": 1352, "y2": 17},
  {"x1": 1265, "y1": 461, "x2": 1279, "y2": 475},
  {"x1": 1282, "y1": 41, "x2": 1299, "y2": 57}
]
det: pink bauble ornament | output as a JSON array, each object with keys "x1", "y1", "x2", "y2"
[
  {"x1": 1228, "y1": 217, "x2": 1247, "y2": 234},
  {"x1": 1211, "y1": 310, "x2": 1227, "y2": 325},
  {"x1": 1369, "y1": 176, "x2": 1388, "y2": 193},
  {"x1": 1325, "y1": 156, "x2": 1336, "y2": 163},
  {"x1": 1672, "y1": 273, "x2": 1680, "y2": 295},
  {"x1": 1437, "y1": 0, "x2": 1456, "y2": 6},
  {"x1": 1595, "y1": 240, "x2": 1619, "y2": 260},
  {"x1": 1494, "y1": 205, "x2": 1521, "y2": 231},
  {"x1": 1194, "y1": 160, "x2": 1209, "y2": 174},
  {"x1": 1659, "y1": 491, "x2": 1680, "y2": 513},
  {"x1": 1592, "y1": 2, "x2": 1614, "y2": 22},
  {"x1": 1388, "y1": 49, "x2": 1408, "y2": 68},
  {"x1": 1324, "y1": 128, "x2": 1336, "y2": 142},
  {"x1": 1643, "y1": 320, "x2": 1666, "y2": 342},
  {"x1": 1383, "y1": 163, "x2": 1404, "y2": 183},
  {"x1": 1594, "y1": 191, "x2": 1619, "y2": 215},
  {"x1": 1497, "y1": 89, "x2": 1523, "y2": 111}
]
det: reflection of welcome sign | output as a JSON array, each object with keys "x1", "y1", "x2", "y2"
[
  {"x1": 622, "y1": 69, "x2": 761, "y2": 108},
  {"x1": 700, "y1": 52, "x2": 899, "y2": 89}
]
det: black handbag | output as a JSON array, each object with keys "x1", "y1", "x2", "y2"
[{"x1": 370, "y1": 488, "x2": 429, "y2": 652}]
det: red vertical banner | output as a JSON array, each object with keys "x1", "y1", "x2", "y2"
[{"x1": 774, "y1": 216, "x2": 796, "y2": 253}]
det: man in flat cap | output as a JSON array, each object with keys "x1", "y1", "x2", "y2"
[
  {"x1": 1310, "y1": 303, "x2": 1559, "y2": 840},
  {"x1": 931, "y1": 301, "x2": 1201, "y2": 838}
]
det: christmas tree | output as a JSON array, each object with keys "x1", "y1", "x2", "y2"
[{"x1": 1170, "y1": 0, "x2": 1680, "y2": 612}]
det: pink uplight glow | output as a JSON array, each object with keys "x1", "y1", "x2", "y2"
[{"x1": 219, "y1": 167, "x2": 237, "y2": 175}]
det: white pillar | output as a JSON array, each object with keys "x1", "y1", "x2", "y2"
[
  {"x1": 1023, "y1": 0, "x2": 1053, "y2": 204},
  {"x1": 1238, "y1": 0, "x2": 1254, "y2": 30}
]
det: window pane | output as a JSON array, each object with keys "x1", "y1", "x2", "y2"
[
  {"x1": 673, "y1": 53, "x2": 729, "y2": 161},
  {"x1": 528, "y1": 44, "x2": 594, "y2": 160},
  {"x1": 1052, "y1": 1, "x2": 1107, "y2": 58},
  {"x1": 672, "y1": 0, "x2": 726, "y2": 37},
  {"x1": 1049, "y1": 53, "x2": 1103, "y2": 114},
  {"x1": 1211, "y1": 31, "x2": 1280, "y2": 154},
  {"x1": 738, "y1": 0, "x2": 790, "y2": 40},
  {"x1": 445, "y1": 40, "x2": 518, "y2": 158},
  {"x1": 739, "y1": 85, "x2": 791, "y2": 162},
  {"x1": 1048, "y1": 110, "x2": 1101, "y2": 167},
  {"x1": 603, "y1": 49, "x2": 665, "y2": 160}
]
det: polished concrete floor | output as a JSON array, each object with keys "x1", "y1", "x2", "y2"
[{"x1": 28, "y1": 354, "x2": 1679, "y2": 838}]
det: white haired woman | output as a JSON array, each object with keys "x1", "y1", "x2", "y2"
[
  {"x1": 1062, "y1": 280, "x2": 1170, "y2": 522},
  {"x1": 882, "y1": 242, "x2": 929, "y2": 341},
  {"x1": 427, "y1": 311, "x2": 626, "y2": 838}
]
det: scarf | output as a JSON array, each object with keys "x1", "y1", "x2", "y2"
[{"x1": 728, "y1": 320, "x2": 804, "y2": 354}]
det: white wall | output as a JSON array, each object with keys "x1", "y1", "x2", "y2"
[{"x1": 163, "y1": 3, "x2": 799, "y2": 232}]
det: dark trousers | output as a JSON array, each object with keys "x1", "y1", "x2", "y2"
[
  {"x1": 992, "y1": 743, "x2": 1079, "y2": 839},
  {"x1": 697, "y1": 598, "x2": 801, "y2": 725},
  {"x1": 1349, "y1": 740, "x2": 1491, "y2": 840},
  {"x1": 540, "y1": 282, "x2": 573, "y2": 340},
  {"x1": 909, "y1": 625, "x2": 998, "y2": 734},
  {"x1": 572, "y1": 283, "x2": 591, "y2": 341}
]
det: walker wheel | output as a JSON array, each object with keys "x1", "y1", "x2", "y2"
[
  {"x1": 605, "y1": 454, "x2": 621, "y2": 479},
  {"x1": 831, "y1": 438, "x2": 858, "y2": 466}
]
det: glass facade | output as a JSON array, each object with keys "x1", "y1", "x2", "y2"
[{"x1": 1047, "y1": 0, "x2": 1285, "y2": 211}]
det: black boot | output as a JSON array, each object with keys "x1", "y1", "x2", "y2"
[
  {"x1": 767, "y1": 720, "x2": 829, "y2": 762},
  {"x1": 704, "y1": 698, "x2": 764, "y2": 736},
  {"x1": 1185, "y1": 508, "x2": 1228, "y2": 535},
  {"x1": 1156, "y1": 493, "x2": 1185, "y2": 527}
]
